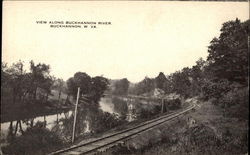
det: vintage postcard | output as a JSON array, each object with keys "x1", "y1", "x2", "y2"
[{"x1": 1, "y1": 1, "x2": 249, "y2": 155}]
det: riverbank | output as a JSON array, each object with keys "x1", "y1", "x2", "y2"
[
  {"x1": 1, "y1": 96, "x2": 190, "y2": 155},
  {"x1": 99, "y1": 100, "x2": 248, "y2": 155},
  {"x1": 1, "y1": 99, "x2": 73, "y2": 123},
  {"x1": 47, "y1": 98, "x2": 189, "y2": 154}
]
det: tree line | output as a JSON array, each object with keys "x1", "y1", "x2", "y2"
[
  {"x1": 1, "y1": 61, "x2": 109, "y2": 109},
  {"x1": 2, "y1": 61, "x2": 57, "y2": 105},
  {"x1": 112, "y1": 19, "x2": 249, "y2": 119},
  {"x1": 2, "y1": 19, "x2": 249, "y2": 120}
]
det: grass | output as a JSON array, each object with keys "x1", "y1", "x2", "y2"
[{"x1": 98, "y1": 99, "x2": 248, "y2": 155}]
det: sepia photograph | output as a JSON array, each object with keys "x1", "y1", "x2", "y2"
[{"x1": 1, "y1": 1, "x2": 249, "y2": 155}]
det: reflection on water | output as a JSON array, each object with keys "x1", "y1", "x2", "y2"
[
  {"x1": 0, "y1": 96, "x2": 166, "y2": 155},
  {"x1": 0, "y1": 111, "x2": 74, "y2": 145},
  {"x1": 0, "y1": 97, "x2": 132, "y2": 145},
  {"x1": 99, "y1": 98, "x2": 115, "y2": 114},
  {"x1": 0, "y1": 97, "x2": 155, "y2": 154}
]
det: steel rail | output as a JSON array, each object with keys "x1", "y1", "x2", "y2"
[{"x1": 50, "y1": 104, "x2": 196, "y2": 155}]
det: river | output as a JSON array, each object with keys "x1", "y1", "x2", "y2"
[{"x1": 0, "y1": 97, "x2": 138, "y2": 146}]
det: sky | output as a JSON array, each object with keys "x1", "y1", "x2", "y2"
[{"x1": 2, "y1": 1, "x2": 249, "y2": 83}]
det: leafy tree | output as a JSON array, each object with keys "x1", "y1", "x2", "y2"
[
  {"x1": 5, "y1": 61, "x2": 26, "y2": 104},
  {"x1": 52, "y1": 78, "x2": 65, "y2": 100},
  {"x1": 1, "y1": 62, "x2": 8, "y2": 87},
  {"x1": 113, "y1": 78, "x2": 130, "y2": 95},
  {"x1": 29, "y1": 60, "x2": 51, "y2": 100},
  {"x1": 66, "y1": 77, "x2": 76, "y2": 98},
  {"x1": 66, "y1": 72, "x2": 92, "y2": 99},
  {"x1": 155, "y1": 72, "x2": 167, "y2": 89},
  {"x1": 2, "y1": 60, "x2": 53, "y2": 104},
  {"x1": 189, "y1": 58, "x2": 206, "y2": 96},
  {"x1": 206, "y1": 18, "x2": 248, "y2": 84},
  {"x1": 67, "y1": 72, "x2": 109, "y2": 103},
  {"x1": 133, "y1": 77, "x2": 155, "y2": 95},
  {"x1": 201, "y1": 79, "x2": 231, "y2": 101},
  {"x1": 163, "y1": 76, "x2": 173, "y2": 94},
  {"x1": 39, "y1": 75, "x2": 55, "y2": 101},
  {"x1": 90, "y1": 76, "x2": 109, "y2": 102},
  {"x1": 170, "y1": 68, "x2": 192, "y2": 97}
]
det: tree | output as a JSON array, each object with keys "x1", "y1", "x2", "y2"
[
  {"x1": 170, "y1": 68, "x2": 192, "y2": 97},
  {"x1": 39, "y1": 76, "x2": 55, "y2": 101},
  {"x1": 1, "y1": 62, "x2": 8, "y2": 87},
  {"x1": 66, "y1": 72, "x2": 92, "y2": 99},
  {"x1": 163, "y1": 76, "x2": 173, "y2": 94},
  {"x1": 133, "y1": 77, "x2": 155, "y2": 95},
  {"x1": 66, "y1": 72, "x2": 109, "y2": 103},
  {"x1": 113, "y1": 78, "x2": 130, "y2": 95},
  {"x1": 206, "y1": 19, "x2": 249, "y2": 84},
  {"x1": 155, "y1": 72, "x2": 167, "y2": 89},
  {"x1": 29, "y1": 60, "x2": 51, "y2": 100},
  {"x1": 189, "y1": 58, "x2": 206, "y2": 96},
  {"x1": 5, "y1": 61, "x2": 26, "y2": 104},
  {"x1": 53, "y1": 78, "x2": 65, "y2": 100},
  {"x1": 90, "y1": 76, "x2": 109, "y2": 102}
]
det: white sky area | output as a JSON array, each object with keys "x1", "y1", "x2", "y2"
[{"x1": 2, "y1": 1, "x2": 249, "y2": 83}]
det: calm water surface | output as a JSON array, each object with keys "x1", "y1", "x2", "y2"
[{"x1": 0, "y1": 97, "x2": 137, "y2": 145}]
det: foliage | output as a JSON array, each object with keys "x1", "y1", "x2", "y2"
[
  {"x1": 133, "y1": 77, "x2": 155, "y2": 95},
  {"x1": 201, "y1": 79, "x2": 231, "y2": 101},
  {"x1": 66, "y1": 72, "x2": 109, "y2": 103},
  {"x1": 219, "y1": 86, "x2": 249, "y2": 119},
  {"x1": 3, "y1": 121, "x2": 63, "y2": 155},
  {"x1": 1, "y1": 60, "x2": 55, "y2": 106},
  {"x1": 167, "y1": 99, "x2": 182, "y2": 110},
  {"x1": 170, "y1": 68, "x2": 192, "y2": 97},
  {"x1": 206, "y1": 18, "x2": 248, "y2": 84},
  {"x1": 112, "y1": 97, "x2": 128, "y2": 116},
  {"x1": 67, "y1": 72, "x2": 92, "y2": 98},
  {"x1": 52, "y1": 78, "x2": 66, "y2": 100},
  {"x1": 91, "y1": 76, "x2": 109, "y2": 102},
  {"x1": 139, "y1": 103, "x2": 161, "y2": 119},
  {"x1": 128, "y1": 19, "x2": 249, "y2": 121},
  {"x1": 29, "y1": 60, "x2": 53, "y2": 100},
  {"x1": 155, "y1": 72, "x2": 167, "y2": 89},
  {"x1": 90, "y1": 111, "x2": 126, "y2": 133},
  {"x1": 113, "y1": 78, "x2": 130, "y2": 95}
]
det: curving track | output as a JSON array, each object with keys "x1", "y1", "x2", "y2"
[{"x1": 50, "y1": 104, "x2": 196, "y2": 155}]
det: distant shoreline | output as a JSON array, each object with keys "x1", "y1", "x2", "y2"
[{"x1": 1, "y1": 105, "x2": 73, "y2": 123}]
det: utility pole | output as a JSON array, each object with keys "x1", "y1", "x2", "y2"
[
  {"x1": 161, "y1": 98, "x2": 164, "y2": 113},
  {"x1": 72, "y1": 87, "x2": 80, "y2": 143}
]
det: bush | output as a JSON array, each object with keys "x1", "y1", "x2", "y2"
[
  {"x1": 201, "y1": 79, "x2": 231, "y2": 101},
  {"x1": 219, "y1": 87, "x2": 249, "y2": 120},
  {"x1": 168, "y1": 99, "x2": 181, "y2": 110},
  {"x1": 112, "y1": 97, "x2": 128, "y2": 116},
  {"x1": 91, "y1": 111, "x2": 126, "y2": 133},
  {"x1": 140, "y1": 105, "x2": 161, "y2": 119},
  {"x1": 3, "y1": 122, "x2": 63, "y2": 155}
]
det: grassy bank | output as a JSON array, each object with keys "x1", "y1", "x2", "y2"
[{"x1": 99, "y1": 100, "x2": 248, "y2": 155}]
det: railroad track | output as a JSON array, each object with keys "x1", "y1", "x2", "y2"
[{"x1": 50, "y1": 104, "x2": 196, "y2": 155}]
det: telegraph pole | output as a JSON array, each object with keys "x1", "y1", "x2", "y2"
[
  {"x1": 161, "y1": 98, "x2": 164, "y2": 113},
  {"x1": 72, "y1": 87, "x2": 80, "y2": 143}
]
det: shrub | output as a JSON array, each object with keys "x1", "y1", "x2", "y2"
[
  {"x1": 112, "y1": 97, "x2": 128, "y2": 116},
  {"x1": 91, "y1": 111, "x2": 126, "y2": 133},
  {"x1": 139, "y1": 105, "x2": 161, "y2": 119},
  {"x1": 201, "y1": 79, "x2": 231, "y2": 101},
  {"x1": 219, "y1": 87, "x2": 249, "y2": 120},
  {"x1": 3, "y1": 122, "x2": 63, "y2": 155}
]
